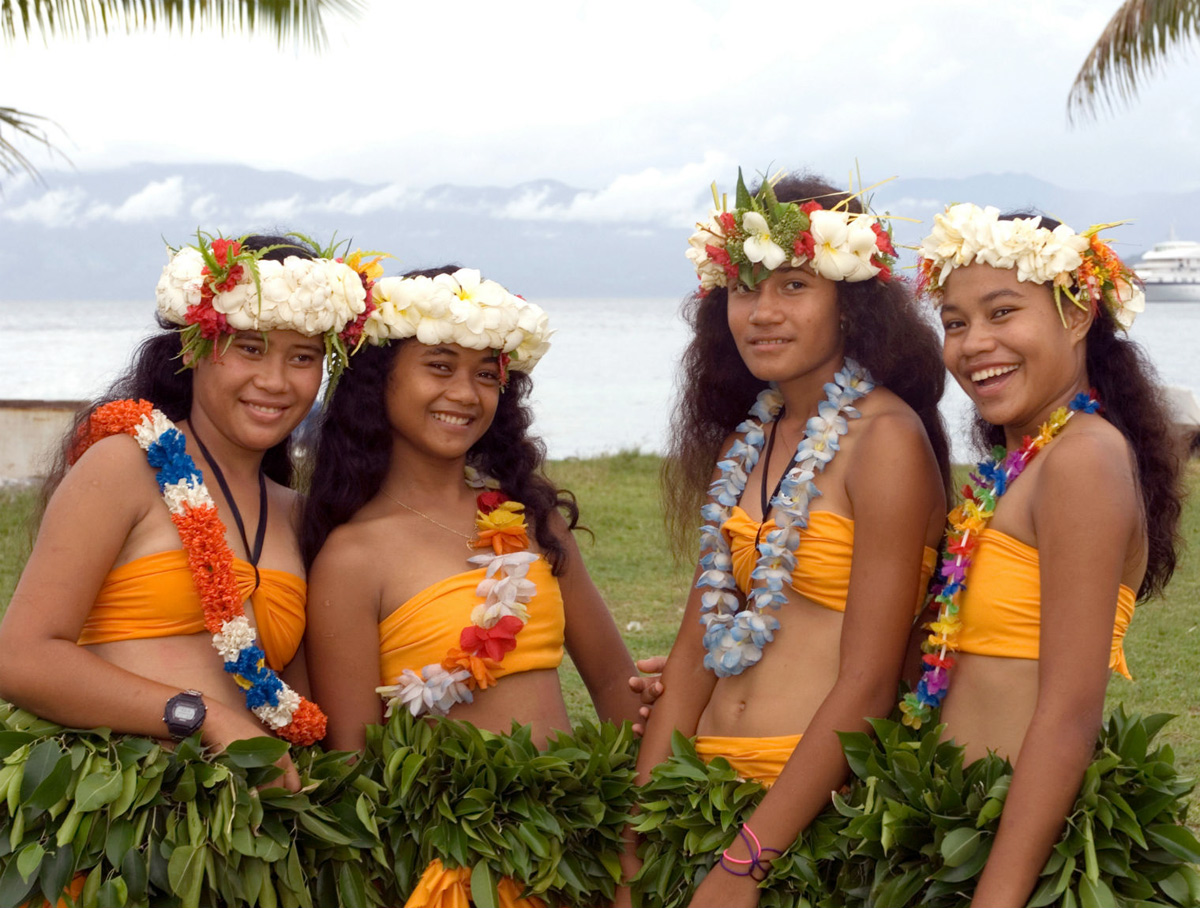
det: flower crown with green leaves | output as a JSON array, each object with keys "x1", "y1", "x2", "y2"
[
  {"x1": 363, "y1": 268, "x2": 552, "y2": 381},
  {"x1": 917, "y1": 203, "x2": 1145, "y2": 329},
  {"x1": 155, "y1": 232, "x2": 386, "y2": 386},
  {"x1": 686, "y1": 168, "x2": 898, "y2": 294}
]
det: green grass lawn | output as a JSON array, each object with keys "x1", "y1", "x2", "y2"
[{"x1": 3, "y1": 456, "x2": 1198, "y2": 807}]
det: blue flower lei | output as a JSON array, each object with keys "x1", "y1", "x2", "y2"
[{"x1": 696, "y1": 359, "x2": 875, "y2": 677}]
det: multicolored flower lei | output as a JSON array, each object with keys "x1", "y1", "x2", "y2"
[
  {"x1": 900, "y1": 391, "x2": 1102, "y2": 728},
  {"x1": 71, "y1": 400, "x2": 327, "y2": 745},
  {"x1": 697, "y1": 359, "x2": 875, "y2": 677},
  {"x1": 686, "y1": 168, "x2": 897, "y2": 294},
  {"x1": 376, "y1": 469, "x2": 539, "y2": 718}
]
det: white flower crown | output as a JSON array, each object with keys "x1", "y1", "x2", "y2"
[
  {"x1": 363, "y1": 268, "x2": 552, "y2": 372},
  {"x1": 918, "y1": 203, "x2": 1145, "y2": 329}
]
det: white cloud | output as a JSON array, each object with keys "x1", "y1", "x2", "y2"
[
  {"x1": 190, "y1": 193, "x2": 219, "y2": 220},
  {"x1": 314, "y1": 183, "x2": 413, "y2": 216},
  {"x1": 1, "y1": 187, "x2": 88, "y2": 226},
  {"x1": 243, "y1": 194, "x2": 305, "y2": 223},
  {"x1": 109, "y1": 176, "x2": 185, "y2": 222}
]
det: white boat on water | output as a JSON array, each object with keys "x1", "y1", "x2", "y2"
[{"x1": 1135, "y1": 235, "x2": 1200, "y2": 303}]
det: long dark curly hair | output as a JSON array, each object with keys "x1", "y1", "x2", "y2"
[
  {"x1": 35, "y1": 234, "x2": 315, "y2": 528},
  {"x1": 971, "y1": 213, "x2": 1183, "y2": 600},
  {"x1": 300, "y1": 266, "x2": 580, "y2": 574},
  {"x1": 663, "y1": 173, "x2": 951, "y2": 560}
]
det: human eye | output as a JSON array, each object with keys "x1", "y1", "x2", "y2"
[
  {"x1": 941, "y1": 316, "x2": 965, "y2": 332},
  {"x1": 478, "y1": 367, "x2": 501, "y2": 384}
]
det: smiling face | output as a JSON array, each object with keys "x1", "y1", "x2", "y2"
[
  {"x1": 190, "y1": 328, "x2": 325, "y2": 453},
  {"x1": 726, "y1": 265, "x2": 844, "y2": 390},
  {"x1": 940, "y1": 263, "x2": 1092, "y2": 446},
  {"x1": 385, "y1": 341, "x2": 502, "y2": 464}
]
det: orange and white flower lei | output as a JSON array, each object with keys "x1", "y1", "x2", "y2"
[{"x1": 376, "y1": 469, "x2": 540, "y2": 718}]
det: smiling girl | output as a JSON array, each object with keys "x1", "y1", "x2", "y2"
[
  {"x1": 883, "y1": 204, "x2": 1188, "y2": 907},
  {"x1": 624, "y1": 171, "x2": 950, "y2": 907},
  {"x1": 300, "y1": 266, "x2": 643, "y2": 907},
  {"x1": 0, "y1": 233, "x2": 369, "y2": 796}
]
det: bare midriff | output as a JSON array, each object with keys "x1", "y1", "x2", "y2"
[
  {"x1": 939, "y1": 652, "x2": 1040, "y2": 764},
  {"x1": 437, "y1": 668, "x2": 572, "y2": 745},
  {"x1": 696, "y1": 592, "x2": 845, "y2": 739}
]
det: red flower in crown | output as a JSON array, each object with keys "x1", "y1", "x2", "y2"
[
  {"x1": 476, "y1": 490, "x2": 510, "y2": 514},
  {"x1": 871, "y1": 222, "x2": 896, "y2": 257},
  {"x1": 211, "y1": 238, "x2": 242, "y2": 267},
  {"x1": 212, "y1": 264, "x2": 245, "y2": 293},
  {"x1": 793, "y1": 232, "x2": 816, "y2": 261},
  {"x1": 705, "y1": 244, "x2": 739, "y2": 284},
  {"x1": 186, "y1": 302, "x2": 229, "y2": 340},
  {"x1": 717, "y1": 211, "x2": 737, "y2": 233}
]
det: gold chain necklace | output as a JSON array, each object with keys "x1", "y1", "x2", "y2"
[{"x1": 382, "y1": 488, "x2": 477, "y2": 550}]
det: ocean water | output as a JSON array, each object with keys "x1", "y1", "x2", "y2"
[{"x1": 1, "y1": 298, "x2": 1197, "y2": 462}]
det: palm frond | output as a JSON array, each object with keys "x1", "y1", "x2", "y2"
[
  {"x1": 0, "y1": 106, "x2": 66, "y2": 182},
  {"x1": 0, "y1": 0, "x2": 364, "y2": 51},
  {"x1": 1068, "y1": 0, "x2": 1200, "y2": 123}
]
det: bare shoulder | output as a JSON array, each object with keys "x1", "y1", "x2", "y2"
[
  {"x1": 850, "y1": 387, "x2": 936, "y2": 467},
  {"x1": 1037, "y1": 414, "x2": 1134, "y2": 494},
  {"x1": 57, "y1": 434, "x2": 158, "y2": 512},
  {"x1": 310, "y1": 516, "x2": 387, "y2": 578}
]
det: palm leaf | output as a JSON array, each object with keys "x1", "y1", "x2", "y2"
[
  {"x1": 1, "y1": 0, "x2": 364, "y2": 52},
  {"x1": 1068, "y1": 0, "x2": 1200, "y2": 123},
  {"x1": 0, "y1": 106, "x2": 65, "y2": 182}
]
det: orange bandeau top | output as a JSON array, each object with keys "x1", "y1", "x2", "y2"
[
  {"x1": 378, "y1": 557, "x2": 564, "y2": 686},
  {"x1": 722, "y1": 507, "x2": 938, "y2": 614},
  {"x1": 955, "y1": 529, "x2": 1135, "y2": 678},
  {"x1": 77, "y1": 550, "x2": 306, "y2": 672}
]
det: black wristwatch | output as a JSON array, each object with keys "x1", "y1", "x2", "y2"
[{"x1": 163, "y1": 690, "x2": 207, "y2": 740}]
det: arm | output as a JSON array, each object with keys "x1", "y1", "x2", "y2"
[
  {"x1": 689, "y1": 411, "x2": 945, "y2": 908},
  {"x1": 0, "y1": 438, "x2": 296, "y2": 779},
  {"x1": 303, "y1": 527, "x2": 387, "y2": 752},
  {"x1": 555, "y1": 514, "x2": 642, "y2": 726},
  {"x1": 970, "y1": 432, "x2": 1134, "y2": 907}
]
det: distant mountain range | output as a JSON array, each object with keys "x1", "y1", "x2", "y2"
[{"x1": 1, "y1": 163, "x2": 1195, "y2": 300}]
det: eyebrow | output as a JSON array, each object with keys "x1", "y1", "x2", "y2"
[{"x1": 422, "y1": 347, "x2": 499, "y2": 363}]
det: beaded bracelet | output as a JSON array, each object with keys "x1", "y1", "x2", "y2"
[{"x1": 718, "y1": 824, "x2": 782, "y2": 881}]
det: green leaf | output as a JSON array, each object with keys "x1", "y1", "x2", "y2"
[
  {"x1": 337, "y1": 861, "x2": 369, "y2": 908},
  {"x1": 167, "y1": 843, "x2": 205, "y2": 908},
  {"x1": 74, "y1": 768, "x2": 124, "y2": 812},
  {"x1": 940, "y1": 826, "x2": 985, "y2": 867},
  {"x1": 38, "y1": 845, "x2": 74, "y2": 903},
  {"x1": 1147, "y1": 824, "x2": 1200, "y2": 863},
  {"x1": 15, "y1": 841, "x2": 44, "y2": 882},
  {"x1": 0, "y1": 858, "x2": 37, "y2": 908},
  {"x1": 223, "y1": 737, "x2": 290, "y2": 768},
  {"x1": 95, "y1": 876, "x2": 129, "y2": 907},
  {"x1": 471, "y1": 861, "x2": 500, "y2": 908},
  {"x1": 20, "y1": 739, "x2": 72, "y2": 809},
  {"x1": 1077, "y1": 874, "x2": 1114, "y2": 908}
]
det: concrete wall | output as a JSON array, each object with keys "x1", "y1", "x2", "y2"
[{"x1": 0, "y1": 401, "x2": 85, "y2": 481}]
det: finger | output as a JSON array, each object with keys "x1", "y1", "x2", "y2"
[
  {"x1": 636, "y1": 656, "x2": 667, "y2": 674},
  {"x1": 279, "y1": 755, "x2": 301, "y2": 793},
  {"x1": 638, "y1": 706, "x2": 651, "y2": 722},
  {"x1": 628, "y1": 676, "x2": 646, "y2": 693},
  {"x1": 639, "y1": 680, "x2": 663, "y2": 705},
  {"x1": 632, "y1": 722, "x2": 646, "y2": 737}
]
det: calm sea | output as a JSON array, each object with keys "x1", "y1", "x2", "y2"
[{"x1": 1, "y1": 298, "x2": 1198, "y2": 462}]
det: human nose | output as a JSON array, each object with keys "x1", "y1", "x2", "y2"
[
  {"x1": 253, "y1": 350, "x2": 289, "y2": 393},
  {"x1": 443, "y1": 368, "x2": 481, "y2": 404},
  {"x1": 746, "y1": 287, "x2": 784, "y2": 324},
  {"x1": 958, "y1": 319, "x2": 996, "y2": 357}
]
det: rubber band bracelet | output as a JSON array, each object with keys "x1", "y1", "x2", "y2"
[{"x1": 718, "y1": 824, "x2": 782, "y2": 879}]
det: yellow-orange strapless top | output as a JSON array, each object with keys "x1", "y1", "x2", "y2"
[
  {"x1": 76, "y1": 550, "x2": 306, "y2": 672},
  {"x1": 955, "y1": 529, "x2": 1135, "y2": 678},
  {"x1": 722, "y1": 506, "x2": 938, "y2": 614},
  {"x1": 378, "y1": 557, "x2": 564, "y2": 686}
]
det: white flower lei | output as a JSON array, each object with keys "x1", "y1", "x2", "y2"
[
  {"x1": 697, "y1": 359, "x2": 875, "y2": 677},
  {"x1": 364, "y1": 268, "x2": 552, "y2": 372},
  {"x1": 918, "y1": 203, "x2": 1145, "y2": 329}
]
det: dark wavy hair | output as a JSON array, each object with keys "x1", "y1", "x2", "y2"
[
  {"x1": 35, "y1": 235, "x2": 317, "y2": 528},
  {"x1": 663, "y1": 173, "x2": 951, "y2": 559},
  {"x1": 299, "y1": 266, "x2": 580, "y2": 574},
  {"x1": 969, "y1": 212, "x2": 1183, "y2": 600}
]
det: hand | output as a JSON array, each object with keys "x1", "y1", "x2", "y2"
[
  {"x1": 629, "y1": 655, "x2": 666, "y2": 736},
  {"x1": 201, "y1": 701, "x2": 302, "y2": 793}
]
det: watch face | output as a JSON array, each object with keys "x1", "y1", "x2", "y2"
[{"x1": 174, "y1": 704, "x2": 199, "y2": 722}]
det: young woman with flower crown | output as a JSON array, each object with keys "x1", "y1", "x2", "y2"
[
  {"x1": 0, "y1": 233, "x2": 375, "y2": 904},
  {"x1": 857, "y1": 204, "x2": 1190, "y2": 907},
  {"x1": 300, "y1": 265, "x2": 644, "y2": 908},
  {"x1": 619, "y1": 171, "x2": 951, "y2": 908}
]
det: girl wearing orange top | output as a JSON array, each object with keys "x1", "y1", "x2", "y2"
[
  {"x1": 895, "y1": 204, "x2": 1185, "y2": 907},
  {"x1": 300, "y1": 265, "x2": 643, "y2": 908},
  {"x1": 0, "y1": 233, "x2": 374, "y2": 792},
  {"x1": 624, "y1": 171, "x2": 950, "y2": 908}
]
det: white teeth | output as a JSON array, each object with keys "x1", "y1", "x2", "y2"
[
  {"x1": 433, "y1": 413, "x2": 470, "y2": 426},
  {"x1": 970, "y1": 365, "x2": 1018, "y2": 382},
  {"x1": 247, "y1": 404, "x2": 283, "y2": 414},
  {"x1": 752, "y1": 339, "x2": 787, "y2": 345}
]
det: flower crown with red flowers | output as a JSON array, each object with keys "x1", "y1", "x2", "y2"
[
  {"x1": 686, "y1": 168, "x2": 898, "y2": 294},
  {"x1": 155, "y1": 231, "x2": 387, "y2": 388}
]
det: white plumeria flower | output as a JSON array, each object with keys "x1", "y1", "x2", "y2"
[
  {"x1": 212, "y1": 615, "x2": 258, "y2": 663},
  {"x1": 253, "y1": 688, "x2": 301, "y2": 729},
  {"x1": 1114, "y1": 283, "x2": 1145, "y2": 329},
  {"x1": 809, "y1": 210, "x2": 880, "y2": 282},
  {"x1": 741, "y1": 211, "x2": 788, "y2": 271}
]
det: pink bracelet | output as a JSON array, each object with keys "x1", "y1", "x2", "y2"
[{"x1": 718, "y1": 824, "x2": 781, "y2": 879}]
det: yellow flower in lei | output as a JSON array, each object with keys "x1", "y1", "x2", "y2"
[{"x1": 474, "y1": 500, "x2": 530, "y2": 555}]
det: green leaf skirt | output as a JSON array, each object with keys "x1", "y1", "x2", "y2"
[{"x1": 631, "y1": 709, "x2": 1200, "y2": 908}]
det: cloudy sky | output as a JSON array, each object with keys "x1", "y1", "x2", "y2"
[{"x1": 3, "y1": 0, "x2": 1198, "y2": 217}]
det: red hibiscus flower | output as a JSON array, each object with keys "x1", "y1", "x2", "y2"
[
  {"x1": 186, "y1": 302, "x2": 228, "y2": 340},
  {"x1": 870, "y1": 222, "x2": 896, "y2": 257},
  {"x1": 717, "y1": 212, "x2": 737, "y2": 233},
  {"x1": 211, "y1": 238, "x2": 242, "y2": 268},
  {"x1": 800, "y1": 201, "x2": 823, "y2": 216},
  {"x1": 476, "y1": 490, "x2": 510, "y2": 514},
  {"x1": 213, "y1": 263, "x2": 245, "y2": 293},
  {"x1": 793, "y1": 232, "x2": 816, "y2": 261},
  {"x1": 460, "y1": 615, "x2": 524, "y2": 662}
]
